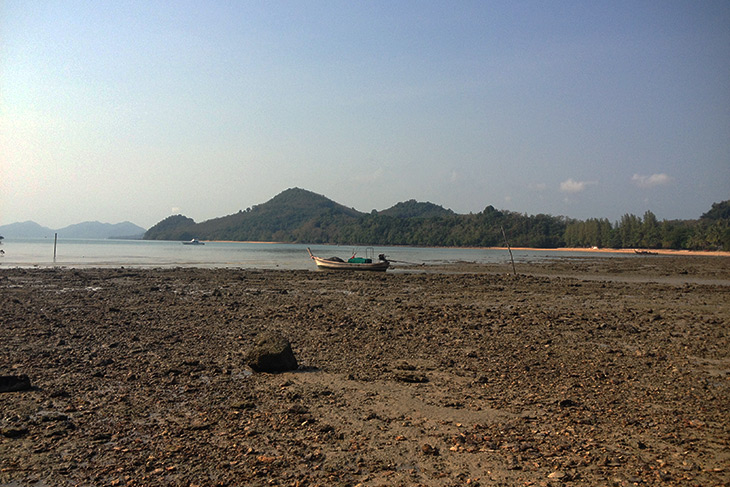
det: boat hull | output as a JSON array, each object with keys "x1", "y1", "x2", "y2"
[
  {"x1": 182, "y1": 239, "x2": 204, "y2": 245},
  {"x1": 312, "y1": 256, "x2": 390, "y2": 272},
  {"x1": 307, "y1": 248, "x2": 390, "y2": 271}
]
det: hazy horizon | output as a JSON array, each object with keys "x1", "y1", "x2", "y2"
[
  {"x1": 3, "y1": 1, "x2": 729, "y2": 229},
  {"x1": 0, "y1": 185, "x2": 725, "y2": 232}
]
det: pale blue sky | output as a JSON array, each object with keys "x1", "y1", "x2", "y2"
[{"x1": 2, "y1": 1, "x2": 728, "y2": 229}]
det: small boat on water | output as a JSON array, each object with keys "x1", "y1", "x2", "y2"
[
  {"x1": 182, "y1": 238, "x2": 205, "y2": 245},
  {"x1": 307, "y1": 247, "x2": 390, "y2": 272}
]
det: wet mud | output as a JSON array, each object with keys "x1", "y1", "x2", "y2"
[{"x1": 1, "y1": 255, "x2": 728, "y2": 486}]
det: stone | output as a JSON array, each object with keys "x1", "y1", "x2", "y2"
[
  {"x1": 1, "y1": 426, "x2": 29, "y2": 438},
  {"x1": 0, "y1": 375, "x2": 32, "y2": 393},
  {"x1": 558, "y1": 398, "x2": 578, "y2": 408},
  {"x1": 421, "y1": 443, "x2": 439, "y2": 456},
  {"x1": 393, "y1": 371, "x2": 428, "y2": 383},
  {"x1": 246, "y1": 332, "x2": 298, "y2": 372}
]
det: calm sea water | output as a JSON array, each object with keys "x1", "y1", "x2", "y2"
[{"x1": 0, "y1": 238, "x2": 623, "y2": 270}]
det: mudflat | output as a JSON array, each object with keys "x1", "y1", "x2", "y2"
[{"x1": 1, "y1": 255, "x2": 728, "y2": 486}]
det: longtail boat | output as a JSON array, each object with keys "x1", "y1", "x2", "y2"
[{"x1": 307, "y1": 247, "x2": 390, "y2": 272}]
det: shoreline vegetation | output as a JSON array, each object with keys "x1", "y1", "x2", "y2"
[
  {"x1": 144, "y1": 189, "x2": 730, "y2": 252},
  {"x1": 205, "y1": 240, "x2": 730, "y2": 258},
  {"x1": 1, "y1": 256, "x2": 728, "y2": 486}
]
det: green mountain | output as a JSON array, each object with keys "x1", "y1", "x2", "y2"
[
  {"x1": 144, "y1": 188, "x2": 364, "y2": 242},
  {"x1": 378, "y1": 200, "x2": 455, "y2": 219},
  {"x1": 143, "y1": 188, "x2": 567, "y2": 247},
  {"x1": 144, "y1": 190, "x2": 730, "y2": 251},
  {"x1": 144, "y1": 215, "x2": 197, "y2": 241}
]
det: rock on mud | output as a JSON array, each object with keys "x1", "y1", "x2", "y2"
[
  {"x1": 246, "y1": 331, "x2": 298, "y2": 372},
  {"x1": 0, "y1": 375, "x2": 31, "y2": 393}
]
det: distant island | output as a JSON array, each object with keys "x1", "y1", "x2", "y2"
[
  {"x1": 2, "y1": 189, "x2": 726, "y2": 251},
  {"x1": 144, "y1": 188, "x2": 730, "y2": 252},
  {"x1": 0, "y1": 221, "x2": 146, "y2": 240}
]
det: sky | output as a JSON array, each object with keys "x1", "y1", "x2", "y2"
[{"x1": 2, "y1": 1, "x2": 729, "y2": 229}]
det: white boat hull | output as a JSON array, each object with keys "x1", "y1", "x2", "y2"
[{"x1": 308, "y1": 248, "x2": 390, "y2": 272}]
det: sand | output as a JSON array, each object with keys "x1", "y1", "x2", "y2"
[
  {"x1": 494, "y1": 247, "x2": 730, "y2": 258},
  {"x1": 1, "y1": 255, "x2": 729, "y2": 486}
]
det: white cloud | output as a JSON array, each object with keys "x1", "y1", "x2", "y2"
[
  {"x1": 631, "y1": 173, "x2": 671, "y2": 188},
  {"x1": 559, "y1": 178, "x2": 596, "y2": 193}
]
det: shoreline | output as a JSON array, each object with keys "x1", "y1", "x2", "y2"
[
  {"x1": 206, "y1": 240, "x2": 730, "y2": 257},
  {"x1": 493, "y1": 246, "x2": 730, "y2": 257}
]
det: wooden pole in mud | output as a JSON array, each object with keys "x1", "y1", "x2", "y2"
[
  {"x1": 501, "y1": 226, "x2": 516, "y2": 275},
  {"x1": 53, "y1": 233, "x2": 57, "y2": 263}
]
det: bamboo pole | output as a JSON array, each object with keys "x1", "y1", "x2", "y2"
[
  {"x1": 500, "y1": 226, "x2": 516, "y2": 275},
  {"x1": 53, "y1": 233, "x2": 57, "y2": 263}
]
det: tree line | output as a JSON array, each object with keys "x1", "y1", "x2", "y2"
[
  {"x1": 309, "y1": 205, "x2": 729, "y2": 251},
  {"x1": 564, "y1": 209, "x2": 729, "y2": 250},
  {"x1": 146, "y1": 195, "x2": 730, "y2": 251}
]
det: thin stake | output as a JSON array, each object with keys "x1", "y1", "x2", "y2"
[
  {"x1": 53, "y1": 233, "x2": 57, "y2": 263},
  {"x1": 500, "y1": 226, "x2": 516, "y2": 275}
]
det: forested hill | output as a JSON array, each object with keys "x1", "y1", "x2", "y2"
[
  {"x1": 145, "y1": 188, "x2": 363, "y2": 242},
  {"x1": 144, "y1": 189, "x2": 730, "y2": 251},
  {"x1": 379, "y1": 200, "x2": 455, "y2": 219}
]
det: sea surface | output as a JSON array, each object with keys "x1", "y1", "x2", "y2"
[{"x1": 0, "y1": 237, "x2": 626, "y2": 270}]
